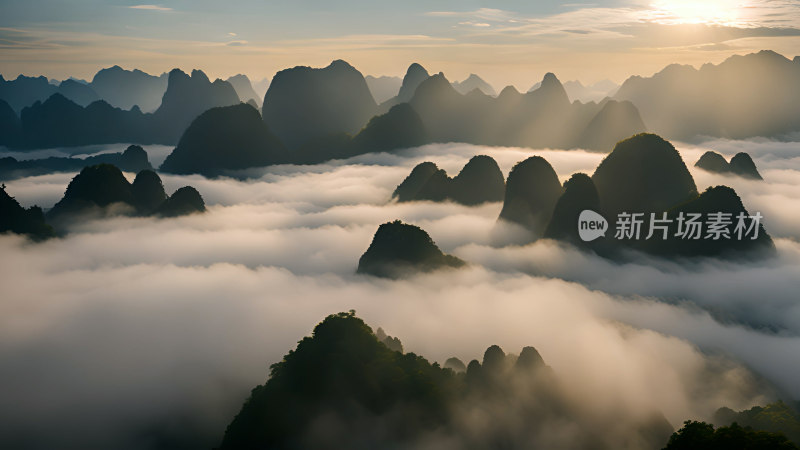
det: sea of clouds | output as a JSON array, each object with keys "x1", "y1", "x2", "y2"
[{"x1": 1, "y1": 139, "x2": 798, "y2": 449}]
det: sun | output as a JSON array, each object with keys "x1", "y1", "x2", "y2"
[{"x1": 650, "y1": 0, "x2": 743, "y2": 26}]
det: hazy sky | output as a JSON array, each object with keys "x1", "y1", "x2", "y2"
[{"x1": 2, "y1": 0, "x2": 800, "y2": 92}]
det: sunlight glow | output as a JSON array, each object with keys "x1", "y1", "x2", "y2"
[{"x1": 649, "y1": 0, "x2": 744, "y2": 26}]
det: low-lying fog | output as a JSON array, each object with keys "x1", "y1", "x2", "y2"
[{"x1": 1, "y1": 140, "x2": 798, "y2": 449}]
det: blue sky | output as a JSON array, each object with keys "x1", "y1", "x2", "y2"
[{"x1": 2, "y1": 0, "x2": 800, "y2": 88}]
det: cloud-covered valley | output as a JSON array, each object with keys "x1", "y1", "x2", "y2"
[{"x1": 1, "y1": 140, "x2": 798, "y2": 449}]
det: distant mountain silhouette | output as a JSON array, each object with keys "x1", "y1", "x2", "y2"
[
  {"x1": 592, "y1": 133, "x2": 697, "y2": 218},
  {"x1": 396, "y1": 63, "x2": 430, "y2": 104},
  {"x1": 90, "y1": 66, "x2": 168, "y2": 112},
  {"x1": 498, "y1": 156, "x2": 563, "y2": 236},
  {"x1": 4, "y1": 61, "x2": 645, "y2": 156},
  {"x1": 357, "y1": 220, "x2": 465, "y2": 278},
  {"x1": 577, "y1": 100, "x2": 646, "y2": 151},
  {"x1": 0, "y1": 185, "x2": 55, "y2": 240},
  {"x1": 0, "y1": 75, "x2": 57, "y2": 113},
  {"x1": 729, "y1": 152, "x2": 763, "y2": 180},
  {"x1": 47, "y1": 163, "x2": 205, "y2": 226},
  {"x1": 544, "y1": 173, "x2": 601, "y2": 244},
  {"x1": 614, "y1": 50, "x2": 800, "y2": 140},
  {"x1": 160, "y1": 103, "x2": 285, "y2": 176},
  {"x1": 351, "y1": 103, "x2": 428, "y2": 155},
  {"x1": 219, "y1": 311, "x2": 673, "y2": 450},
  {"x1": 116, "y1": 144, "x2": 152, "y2": 171},
  {"x1": 0, "y1": 145, "x2": 153, "y2": 180},
  {"x1": 156, "y1": 186, "x2": 206, "y2": 217},
  {"x1": 452, "y1": 74, "x2": 496, "y2": 96},
  {"x1": 262, "y1": 60, "x2": 377, "y2": 148},
  {"x1": 226, "y1": 74, "x2": 260, "y2": 105},
  {"x1": 374, "y1": 63, "x2": 431, "y2": 115},
  {"x1": 409, "y1": 72, "x2": 645, "y2": 151},
  {"x1": 365, "y1": 75, "x2": 402, "y2": 104},
  {"x1": 56, "y1": 79, "x2": 100, "y2": 106},
  {"x1": 560, "y1": 79, "x2": 619, "y2": 102},
  {"x1": 152, "y1": 69, "x2": 240, "y2": 143},
  {"x1": 407, "y1": 73, "x2": 468, "y2": 142},
  {"x1": 19, "y1": 94, "x2": 150, "y2": 148},
  {"x1": 0, "y1": 98, "x2": 21, "y2": 146},
  {"x1": 393, "y1": 155, "x2": 504, "y2": 205},
  {"x1": 13, "y1": 69, "x2": 240, "y2": 149},
  {"x1": 695, "y1": 151, "x2": 731, "y2": 174}
]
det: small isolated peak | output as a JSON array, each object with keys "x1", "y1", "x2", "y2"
[{"x1": 541, "y1": 72, "x2": 561, "y2": 87}]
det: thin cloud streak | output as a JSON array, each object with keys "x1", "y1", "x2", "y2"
[{"x1": 128, "y1": 5, "x2": 173, "y2": 12}]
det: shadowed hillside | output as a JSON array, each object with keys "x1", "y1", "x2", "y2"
[
  {"x1": 262, "y1": 60, "x2": 377, "y2": 148},
  {"x1": 592, "y1": 133, "x2": 697, "y2": 217},
  {"x1": 160, "y1": 103, "x2": 285, "y2": 176},
  {"x1": 218, "y1": 311, "x2": 674, "y2": 449}
]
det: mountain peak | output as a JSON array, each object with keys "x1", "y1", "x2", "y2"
[
  {"x1": 396, "y1": 63, "x2": 431, "y2": 103},
  {"x1": 328, "y1": 59, "x2": 355, "y2": 70},
  {"x1": 190, "y1": 69, "x2": 210, "y2": 83},
  {"x1": 453, "y1": 73, "x2": 496, "y2": 96},
  {"x1": 540, "y1": 72, "x2": 562, "y2": 88},
  {"x1": 167, "y1": 68, "x2": 189, "y2": 83},
  {"x1": 407, "y1": 63, "x2": 428, "y2": 76},
  {"x1": 527, "y1": 72, "x2": 569, "y2": 106},
  {"x1": 498, "y1": 85, "x2": 521, "y2": 98}
]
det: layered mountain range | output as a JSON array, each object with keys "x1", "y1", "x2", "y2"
[
  {"x1": 3, "y1": 50, "x2": 799, "y2": 169},
  {"x1": 614, "y1": 50, "x2": 800, "y2": 140}
]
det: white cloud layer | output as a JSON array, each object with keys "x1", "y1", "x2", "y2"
[{"x1": 0, "y1": 140, "x2": 798, "y2": 449}]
